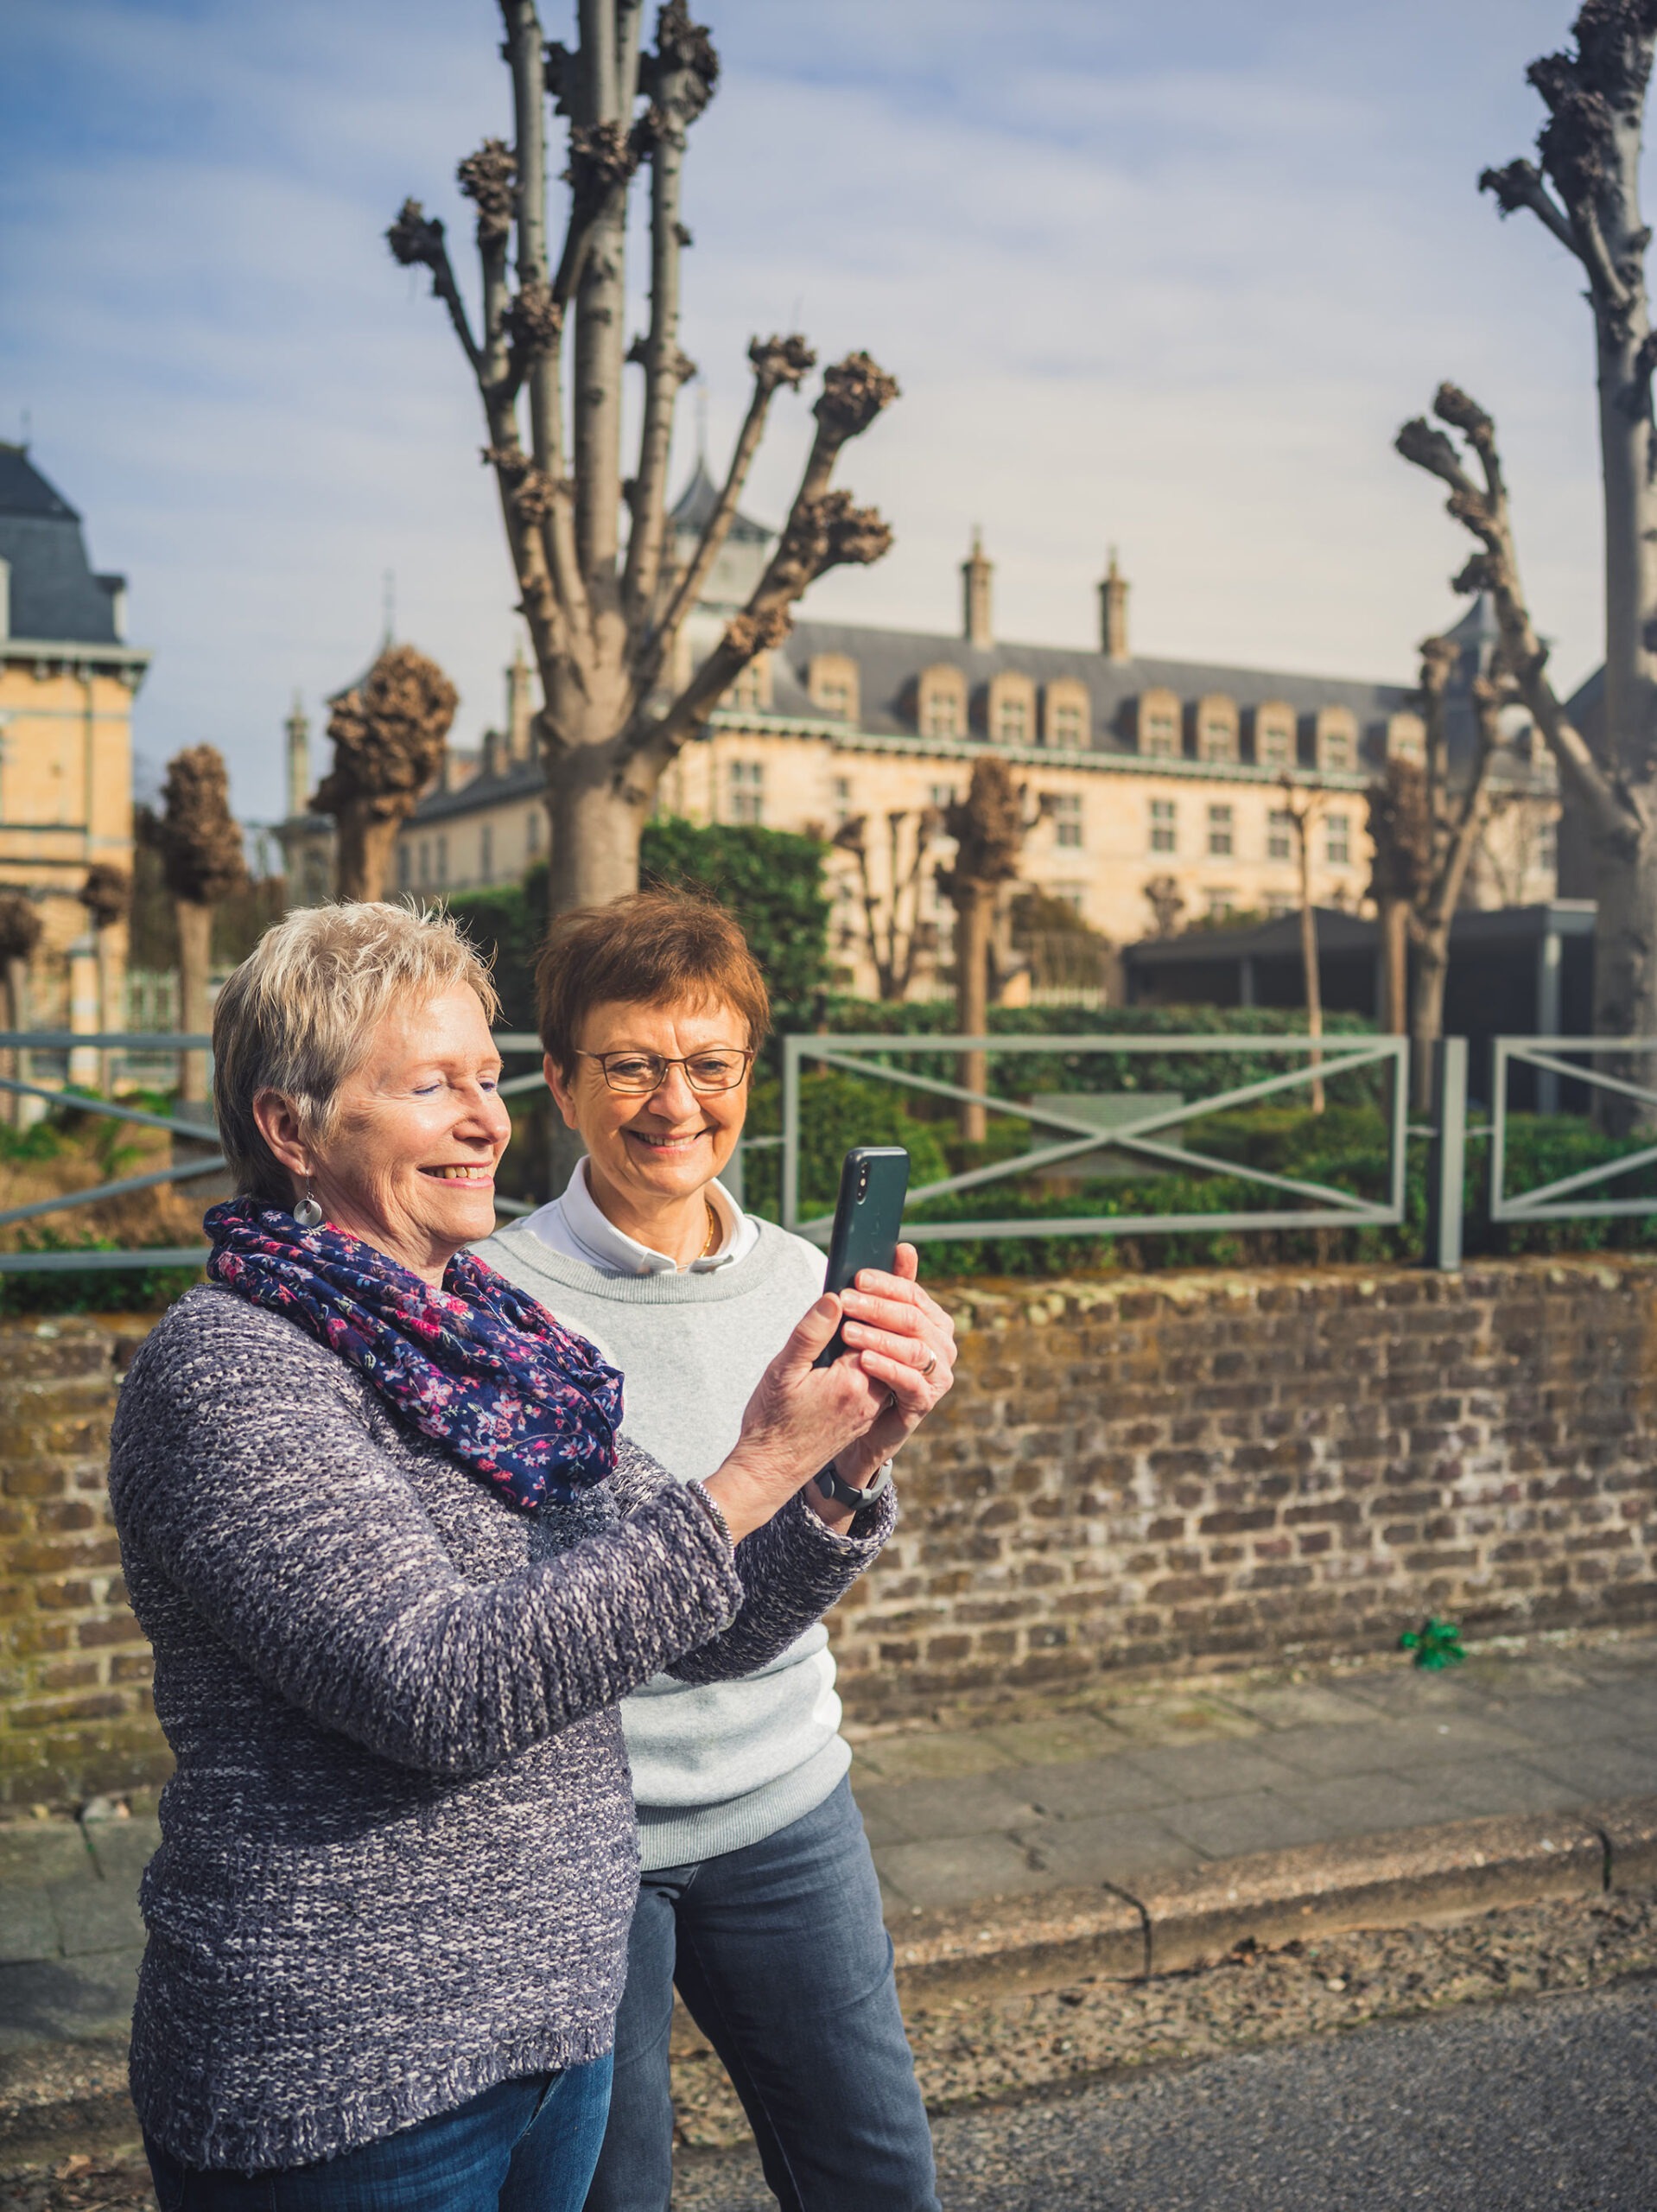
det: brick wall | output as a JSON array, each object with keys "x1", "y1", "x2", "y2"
[
  {"x1": 828, "y1": 1255, "x2": 1657, "y2": 1720},
  {"x1": 4, "y1": 1256, "x2": 1657, "y2": 1802},
  {"x1": 0, "y1": 1318, "x2": 163, "y2": 1812}
]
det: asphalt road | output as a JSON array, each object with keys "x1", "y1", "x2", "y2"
[{"x1": 676, "y1": 1979, "x2": 1657, "y2": 2211}]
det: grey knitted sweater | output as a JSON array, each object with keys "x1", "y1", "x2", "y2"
[{"x1": 107, "y1": 1286, "x2": 893, "y2": 2174}]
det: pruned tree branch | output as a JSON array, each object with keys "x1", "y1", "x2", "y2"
[
  {"x1": 1480, "y1": 157, "x2": 1585, "y2": 259},
  {"x1": 1396, "y1": 382, "x2": 1633, "y2": 849},
  {"x1": 391, "y1": 0, "x2": 900, "y2": 920}
]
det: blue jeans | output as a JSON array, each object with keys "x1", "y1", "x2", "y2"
[
  {"x1": 585, "y1": 1777, "x2": 937, "y2": 2212},
  {"x1": 144, "y1": 2056, "x2": 613, "y2": 2212}
]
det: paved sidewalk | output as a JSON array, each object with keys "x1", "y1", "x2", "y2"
[
  {"x1": 3, "y1": 1631, "x2": 1656, "y2": 2061},
  {"x1": 852, "y1": 1631, "x2": 1657, "y2": 1918}
]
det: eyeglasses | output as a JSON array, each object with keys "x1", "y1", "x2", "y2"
[{"x1": 578, "y1": 1047, "x2": 755, "y2": 1096}]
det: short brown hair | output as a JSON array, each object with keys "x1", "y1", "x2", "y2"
[{"x1": 535, "y1": 889, "x2": 770, "y2": 1076}]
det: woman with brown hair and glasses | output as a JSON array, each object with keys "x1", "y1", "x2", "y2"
[{"x1": 476, "y1": 889, "x2": 951, "y2": 2212}]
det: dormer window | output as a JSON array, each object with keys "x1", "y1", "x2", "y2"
[
  {"x1": 1196, "y1": 695, "x2": 1239, "y2": 765},
  {"x1": 1137, "y1": 687, "x2": 1181, "y2": 759},
  {"x1": 1387, "y1": 710, "x2": 1426, "y2": 763},
  {"x1": 987, "y1": 670, "x2": 1036, "y2": 745},
  {"x1": 1043, "y1": 677, "x2": 1089, "y2": 748},
  {"x1": 917, "y1": 664, "x2": 968, "y2": 739},
  {"x1": 808, "y1": 652, "x2": 860, "y2": 723},
  {"x1": 726, "y1": 652, "x2": 772, "y2": 713},
  {"x1": 1254, "y1": 702, "x2": 1295, "y2": 770},
  {"x1": 1317, "y1": 706, "x2": 1358, "y2": 773}
]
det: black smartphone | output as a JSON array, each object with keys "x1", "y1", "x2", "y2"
[{"x1": 812, "y1": 1146, "x2": 911, "y2": 1367}]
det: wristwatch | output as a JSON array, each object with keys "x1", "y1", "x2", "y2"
[{"x1": 816, "y1": 1459, "x2": 893, "y2": 1512}]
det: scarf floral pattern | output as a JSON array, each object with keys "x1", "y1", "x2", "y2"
[{"x1": 205, "y1": 1198, "x2": 623, "y2": 1510}]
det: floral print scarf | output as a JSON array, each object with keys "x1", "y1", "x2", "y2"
[{"x1": 205, "y1": 1198, "x2": 623, "y2": 1510}]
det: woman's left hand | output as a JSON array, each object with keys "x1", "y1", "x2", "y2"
[{"x1": 825, "y1": 1243, "x2": 956, "y2": 1500}]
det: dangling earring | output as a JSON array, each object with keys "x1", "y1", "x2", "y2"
[{"x1": 294, "y1": 1181, "x2": 324, "y2": 1231}]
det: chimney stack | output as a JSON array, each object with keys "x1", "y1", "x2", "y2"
[
  {"x1": 962, "y1": 529, "x2": 993, "y2": 649},
  {"x1": 1100, "y1": 549, "x2": 1129, "y2": 664},
  {"x1": 505, "y1": 639, "x2": 535, "y2": 762},
  {"x1": 284, "y1": 693, "x2": 311, "y2": 819}
]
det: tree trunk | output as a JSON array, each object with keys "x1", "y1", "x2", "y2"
[
  {"x1": 1587, "y1": 810, "x2": 1657, "y2": 1130},
  {"x1": 333, "y1": 805, "x2": 403, "y2": 904},
  {"x1": 175, "y1": 898, "x2": 213, "y2": 1111},
  {"x1": 1410, "y1": 923, "x2": 1451, "y2": 1116},
  {"x1": 1380, "y1": 898, "x2": 1408, "y2": 1037},
  {"x1": 954, "y1": 885, "x2": 992, "y2": 1142},
  {"x1": 1298, "y1": 845, "x2": 1324, "y2": 1116},
  {"x1": 544, "y1": 748, "x2": 651, "y2": 917},
  {"x1": 1, "y1": 963, "x2": 21, "y2": 1129}
]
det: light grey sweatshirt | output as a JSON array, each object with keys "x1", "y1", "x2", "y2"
[{"x1": 475, "y1": 1214, "x2": 867, "y2": 1868}]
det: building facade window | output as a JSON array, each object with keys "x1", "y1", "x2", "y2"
[
  {"x1": 1043, "y1": 677, "x2": 1090, "y2": 749},
  {"x1": 1138, "y1": 688, "x2": 1181, "y2": 759},
  {"x1": 1149, "y1": 798, "x2": 1176, "y2": 854},
  {"x1": 831, "y1": 775, "x2": 853, "y2": 822},
  {"x1": 435, "y1": 834, "x2": 448, "y2": 887},
  {"x1": 1324, "y1": 811, "x2": 1349, "y2": 865},
  {"x1": 1196, "y1": 694, "x2": 1239, "y2": 765},
  {"x1": 526, "y1": 804, "x2": 541, "y2": 855},
  {"x1": 987, "y1": 670, "x2": 1036, "y2": 746},
  {"x1": 929, "y1": 782, "x2": 956, "y2": 810},
  {"x1": 917, "y1": 664, "x2": 968, "y2": 739},
  {"x1": 1208, "y1": 804, "x2": 1235, "y2": 857},
  {"x1": 1207, "y1": 890, "x2": 1238, "y2": 920},
  {"x1": 1048, "y1": 791, "x2": 1082, "y2": 849},
  {"x1": 729, "y1": 759, "x2": 765, "y2": 824},
  {"x1": 1254, "y1": 702, "x2": 1295, "y2": 768},
  {"x1": 397, "y1": 842, "x2": 411, "y2": 893},
  {"x1": 417, "y1": 840, "x2": 430, "y2": 887},
  {"x1": 726, "y1": 652, "x2": 773, "y2": 713},
  {"x1": 808, "y1": 652, "x2": 860, "y2": 723},
  {"x1": 1317, "y1": 708, "x2": 1358, "y2": 773},
  {"x1": 1267, "y1": 808, "x2": 1293, "y2": 861},
  {"x1": 479, "y1": 823, "x2": 493, "y2": 882}
]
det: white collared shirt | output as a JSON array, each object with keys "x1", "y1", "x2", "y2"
[{"x1": 517, "y1": 1159, "x2": 761, "y2": 1278}]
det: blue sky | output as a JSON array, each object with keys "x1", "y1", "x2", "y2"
[{"x1": 0, "y1": 0, "x2": 1621, "y2": 823}]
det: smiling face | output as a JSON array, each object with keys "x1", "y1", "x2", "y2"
[
  {"x1": 255, "y1": 982, "x2": 511, "y2": 1285},
  {"x1": 547, "y1": 997, "x2": 752, "y2": 1236}
]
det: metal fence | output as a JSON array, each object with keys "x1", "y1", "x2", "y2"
[
  {"x1": 4, "y1": 1024, "x2": 1657, "y2": 1279},
  {"x1": 0, "y1": 1030, "x2": 552, "y2": 1273},
  {"x1": 779, "y1": 1031, "x2": 1411, "y2": 1245}
]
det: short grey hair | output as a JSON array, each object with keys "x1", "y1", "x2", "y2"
[{"x1": 213, "y1": 902, "x2": 500, "y2": 1207}]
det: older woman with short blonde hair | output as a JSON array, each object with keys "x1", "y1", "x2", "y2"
[{"x1": 109, "y1": 901, "x2": 946, "y2": 2212}]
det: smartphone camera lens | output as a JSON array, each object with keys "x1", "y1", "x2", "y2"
[{"x1": 856, "y1": 1162, "x2": 870, "y2": 1199}]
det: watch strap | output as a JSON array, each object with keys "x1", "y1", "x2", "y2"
[{"x1": 815, "y1": 1459, "x2": 893, "y2": 1512}]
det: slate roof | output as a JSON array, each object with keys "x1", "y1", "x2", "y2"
[
  {"x1": 776, "y1": 615, "x2": 1413, "y2": 760},
  {"x1": 0, "y1": 443, "x2": 127, "y2": 645},
  {"x1": 669, "y1": 458, "x2": 771, "y2": 544},
  {"x1": 410, "y1": 755, "x2": 541, "y2": 827}
]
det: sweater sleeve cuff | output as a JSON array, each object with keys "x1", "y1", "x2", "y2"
[{"x1": 785, "y1": 1479, "x2": 897, "y2": 1558}]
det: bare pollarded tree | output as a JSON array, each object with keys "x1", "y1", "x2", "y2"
[
  {"x1": 315, "y1": 645, "x2": 460, "y2": 901},
  {"x1": 1474, "y1": 3, "x2": 1657, "y2": 1082},
  {"x1": 938, "y1": 759, "x2": 1026, "y2": 1142},
  {"x1": 0, "y1": 893, "x2": 41, "y2": 1128},
  {"x1": 1396, "y1": 383, "x2": 1652, "y2": 1119},
  {"x1": 831, "y1": 807, "x2": 940, "y2": 1004},
  {"x1": 1365, "y1": 636, "x2": 1508, "y2": 1108},
  {"x1": 79, "y1": 864, "x2": 131, "y2": 1096},
  {"x1": 388, "y1": 0, "x2": 898, "y2": 918},
  {"x1": 157, "y1": 747, "x2": 248, "y2": 1108}
]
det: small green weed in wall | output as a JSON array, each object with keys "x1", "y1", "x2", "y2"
[{"x1": 1400, "y1": 1618, "x2": 1465, "y2": 1670}]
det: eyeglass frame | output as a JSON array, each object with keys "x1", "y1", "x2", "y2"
[{"x1": 575, "y1": 1046, "x2": 756, "y2": 1096}]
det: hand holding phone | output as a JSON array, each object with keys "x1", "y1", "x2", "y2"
[{"x1": 813, "y1": 1147, "x2": 910, "y2": 1368}]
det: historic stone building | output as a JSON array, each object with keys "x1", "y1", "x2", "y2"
[
  {"x1": 0, "y1": 443, "x2": 146, "y2": 1068},
  {"x1": 276, "y1": 471, "x2": 1558, "y2": 1001}
]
